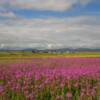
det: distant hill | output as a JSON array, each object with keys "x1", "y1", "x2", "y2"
[{"x1": 0, "y1": 47, "x2": 100, "y2": 52}]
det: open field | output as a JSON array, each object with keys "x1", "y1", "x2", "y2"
[
  {"x1": 0, "y1": 52, "x2": 100, "y2": 100},
  {"x1": 0, "y1": 51, "x2": 100, "y2": 58}
]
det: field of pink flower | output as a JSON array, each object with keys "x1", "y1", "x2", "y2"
[{"x1": 0, "y1": 57, "x2": 100, "y2": 100}]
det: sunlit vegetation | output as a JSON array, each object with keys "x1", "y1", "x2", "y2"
[{"x1": 0, "y1": 52, "x2": 100, "y2": 100}]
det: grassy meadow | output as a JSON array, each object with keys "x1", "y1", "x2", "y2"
[{"x1": 0, "y1": 51, "x2": 100, "y2": 58}]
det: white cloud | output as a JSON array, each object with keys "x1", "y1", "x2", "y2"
[
  {"x1": 0, "y1": 15, "x2": 100, "y2": 49},
  {"x1": 79, "y1": 0, "x2": 91, "y2": 5},
  {"x1": 0, "y1": 11, "x2": 16, "y2": 18},
  {"x1": 0, "y1": 0, "x2": 91, "y2": 11}
]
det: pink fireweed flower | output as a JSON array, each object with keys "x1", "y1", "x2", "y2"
[
  {"x1": 16, "y1": 83, "x2": 21, "y2": 92},
  {"x1": 98, "y1": 96, "x2": 100, "y2": 100},
  {"x1": 60, "y1": 82, "x2": 64, "y2": 88},
  {"x1": 91, "y1": 89, "x2": 96, "y2": 96},
  {"x1": 66, "y1": 92, "x2": 72, "y2": 98},
  {"x1": 74, "y1": 82, "x2": 78, "y2": 88},
  {"x1": 56, "y1": 96, "x2": 62, "y2": 100},
  {"x1": 80, "y1": 92, "x2": 85, "y2": 97},
  {"x1": 0, "y1": 85, "x2": 4, "y2": 95}
]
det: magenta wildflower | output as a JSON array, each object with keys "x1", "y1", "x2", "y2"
[
  {"x1": 0, "y1": 85, "x2": 4, "y2": 94},
  {"x1": 66, "y1": 92, "x2": 72, "y2": 98}
]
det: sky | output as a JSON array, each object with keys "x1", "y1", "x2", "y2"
[{"x1": 0, "y1": 0, "x2": 100, "y2": 50}]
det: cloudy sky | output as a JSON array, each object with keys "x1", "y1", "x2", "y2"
[{"x1": 0, "y1": 0, "x2": 100, "y2": 50}]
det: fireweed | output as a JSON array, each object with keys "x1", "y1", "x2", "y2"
[{"x1": 0, "y1": 57, "x2": 100, "y2": 100}]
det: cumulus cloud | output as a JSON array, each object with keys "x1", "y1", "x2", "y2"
[
  {"x1": 0, "y1": 0, "x2": 91, "y2": 11},
  {"x1": 0, "y1": 11, "x2": 16, "y2": 18},
  {"x1": 0, "y1": 15, "x2": 100, "y2": 49},
  {"x1": 79, "y1": 0, "x2": 91, "y2": 5}
]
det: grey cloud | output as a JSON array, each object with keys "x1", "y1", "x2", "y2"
[
  {"x1": 0, "y1": 11, "x2": 16, "y2": 18},
  {"x1": 0, "y1": 0, "x2": 92, "y2": 11},
  {"x1": 0, "y1": 15, "x2": 100, "y2": 49}
]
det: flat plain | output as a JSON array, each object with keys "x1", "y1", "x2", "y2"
[{"x1": 0, "y1": 51, "x2": 100, "y2": 100}]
